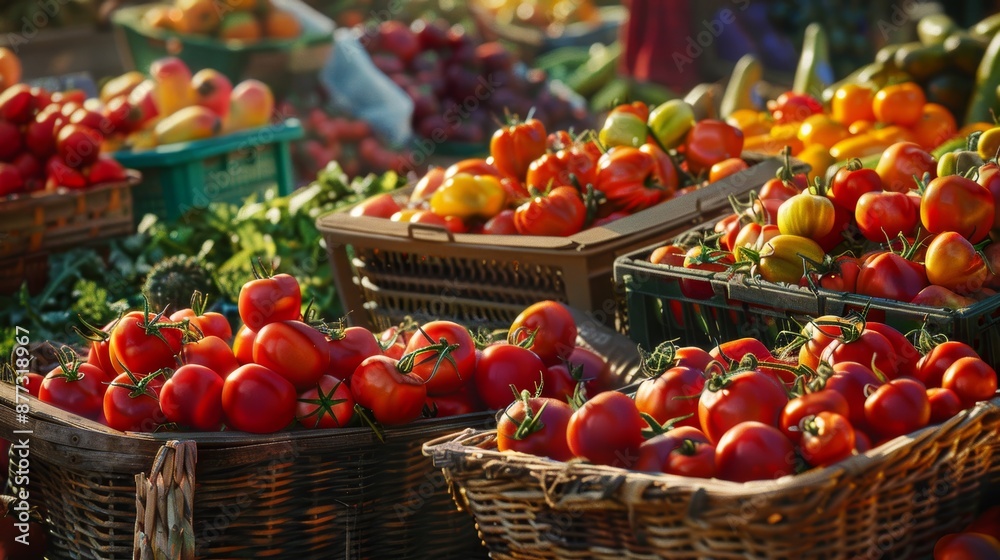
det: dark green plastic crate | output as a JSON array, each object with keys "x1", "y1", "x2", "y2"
[
  {"x1": 614, "y1": 239, "x2": 1000, "y2": 370},
  {"x1": 113, "y1": 120, "x2": 303, "y2": 223}
]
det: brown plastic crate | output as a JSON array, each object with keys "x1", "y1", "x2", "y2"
[
  {"x1": 0, "y1": 172, "x2": 138, "y2": 259},
  {"x1": 316, "y1": 155, "x2": 788, "y2": 332}
]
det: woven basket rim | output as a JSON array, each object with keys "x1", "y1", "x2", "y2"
[{"x1": 424, "y1": 395, "x2": 1000, "y2": 498}]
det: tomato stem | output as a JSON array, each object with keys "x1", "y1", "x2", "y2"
[
  {"x1": 638, "y1": 339, "x2": 678, "y2": 378},
  {"x1": 353, "y1": 404, "x2": 385, "y2": 443}
]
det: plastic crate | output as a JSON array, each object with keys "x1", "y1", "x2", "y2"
[
  {"x1": 614, "y1": 230, "x2": 1000, "y2": 370},
  {"x1": 110, "y1": 1, "x2": 333, "y2": 99},
  {"x1": 113, "y1": 120, "x2": 303, "y2": 223},
  {"x1": 316, "y1": 155, "x2": 790, "y2": 332}
]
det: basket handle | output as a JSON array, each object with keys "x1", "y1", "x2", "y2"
[
  {"x1": 134, "y1": 440, "x2": 197, "y2": 560},
  {"x1": 406, "y1": 222, "x2": 455, "y2": 243}
]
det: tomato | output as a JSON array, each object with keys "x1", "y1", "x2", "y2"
[
  {"x1": 797, "y1": 114, "x2": 849, "y2": 149},
  {"x1": 252, "y1": 320, "x2": 331, "y2": 391},
  {"x1": 634, "y1": 426, "x2": 715, "y2": 477},
  {"x1": 823, "y1": 361, "x2": 882, "y2": 429},
  {"x1": 429, "y1": 173, "x2": 506, "y2": 220},
  {"x1": 594, "y1": 146, "x2": 670, "y2": 213},
  {"x1": 482, "y1": 209, "x2": 518, "y2": 234},
  {"x1": 567, "y1": 346, "x2": 617, "y2": 394},
  {"x1": 912, "y1": 103, "x2": 958, "y2": 151},
  {"x1": 513, "y1": 186, "x2": 585, "y2": 236},
  {"x1": 160, "y1": 364, "x2": 224, "y2": 431},
  {"x1": 942, "y1": 357, "x2": 997, "y2": 408},
  {"x1": 780, "y1": 390, "x2": 850, "y2": 443},
  {"x1": 566, "y1": 391, "x2": 646, "y2": 468},
  {"x1": 832, "y1": 84, "x2": 875, "y2": 125},
  {"x1": 328, "y1": 326, "x2": 382, "y2": 382},
  {"x1": 400, "y1": 321, "x2": 476, "y2": 395},
  {"x1": 57, "y1": 123, "x2": 103, "y2": 168},
  {"x1": 796, "y1": 316, "x2": 846, "y2": 370},
  {"x1": 0, "y1": 511, "x2": 47, "y2": 559},
  {"x1": 714, "y1": 421, "x2": 796, "y2": 482},
  {"x1": 680, "y1": 245, "x2": 732, "y2": 299},
  {"x1": 864, "y1": 377, "x2": 930, "y2": 441},
  {"x1": 425, "y1": 387, "x2": 482, "y2": 417},
  {"x1": 109, "y1": 311, "x2": 184, "y2": 375},
  {"x1": 921, "y1": 175, "x2": 996, "y2": 244},
  {"x1": 180, "y1": 335, "x2": 239, "y2": 379},
  {"x1": 490, "y1": 118, "x2": 547, "y2": 180},
  {"x1": 104, "y1": 371, "x2": 165, "y2": 432},
  {"x1": 875, "y1": 142, "x2": 936, "y2": 193},
  {"x1": 924, "y1": 232, "x2": 988, "y2": 296},
  {"x1": 378, "y1": 325, "x2": 411, "y2": 360},
  {"x1": 872, "y1": 82, "x2": 926, "y2": 127},
  {"x1": 18, "y1": 372, "x2": 44, "y2": 398},
  {"x1": 351, "y1": 193, "x2": 402, "y2": 218},
  {"x1": 540, "y1": 363, "x2": 578, "y2": 402},
  {"x1": 526, "y1": 148, "x2": 597, "y2": 192},
  {"x1": 650, "y1": 244, "x2": 686, "y2": 266},
  {"x1": 698, "y1": 370, "x2": 789, "y2": 443},
  {"x1": 508, "y1": 301, "x2": 577, "y2": 366},
  {"x1": 854, "y1": 191, "x2": 919, "y2": 243},
  {"x1": 351, "y1": 355, "x2": 426, "y2": 425},
  {"x1": 496, "y1": 392, "x2": 574, "y2": 461},
  {"x1": 445, "y1": 158, "x2": 505, "y2": 180},
  {"x1": 776, "y1": 191, "x2": 835, "y2": 240},
  {"x1": 933, "y1": 533, "x2": 1000, "y2": 560},
  {"x1": 295, "y1": 374, "x2": 355, "y2": 429},
  {"x1": 475, "y1": 344, "x2": 546, "y2": 410},
  {"x1": 733, "y1": 223, "x2": 780, "y2": 262},
  {"x1": 77, "y1": 317, "x2": 118, "y2": 376},
  {"x1": 223, "y1": 364, "x2": 298, "y2": 433},
  {"x1": 634, "y1": 366, "x2": 705, "y2": 429},
  {"x1": 38, "y1": 355, "x2": 111, "y2": 421},
  {"x1": 916, "y1": 341, "x2": 979, "y2": 388},
  {"x1": 830, "y1": 159, "x2": 882, "y2": 211},
  {"x1": 716, "y1": 213, "x2": 743, "y2": 252},
  {"x1": 811, "y1": 255, "x2": 861, "y2": 293},
  {"x1": 856, "y1": 252, "x2": 928, "y2": 303},
  {"x1": 756, "y1": 235, "x2": 825, "y2": 284},
  {"x1": 709, "y1": 338, "x2": 772, "y2": 366},
  {"x1": 237, "y1": 272, "x2": 302, "y2": 331},
  {"x1": 674, "y1": 346, "x2": 715, "y2": 372},
  {"x1": 409, "y1": 167, "x2": 446, "y2": 203},
  {"x1": 232, "y1": 325, "x2": 256, "y2": 365},
  {"x1": 708, "y1": 158, "x2": 748, "y2": 183},
  {"x1": 768, "y1": 91, "x2": 823, "y2": 124},
  {"x1": 746, "y1": 196, "x2": 785, "y2": 225},
  {"x1": 927, "y1": 387, "x2": 963, "y2": 424},
  {"x1": 978, "y1": 163, "x2": 1000, "y2": 232},
  {"x1": 821, "y1": 327, "x2": 900, "y2": 380},
  {"x1": 682, "y1": 120, "x2": 744, "y2": 174},
  {"x1": 966, "y1": 506, "x2": 1000, "y2": 541},
  {"x1": 799, "y1": 411, "x2": 855, "y2": 467}
]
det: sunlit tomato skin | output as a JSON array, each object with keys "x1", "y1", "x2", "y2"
[
  {"x1": 351, "y1": 193, "x2": 402, "y2": 218},
  {"x1": 925, "y1": 232, "x2": 988, "y2": 295},
  {"x1": 854, "y1": 191, "x2": 919, "y2": 243},
  {"x1": 232, "y1": 325, "x2": 256, "y2": 365},
  {"x1": 864, "y1": 377, "x2": 930, "y2": 442},
  {"x1": 513, "y1": 186, "x2": 586, "y2": 237},
  {"x1": 401, "y1": 320, "x2": 477, "y2": 395},
  {"x1": 682, "y1": 120, "x2": 744, "y2": 174},
  {"x1": 237, "y1": 273, "x2": 302, "y2": 331},
  {"x1": 830, "y1": 159, "x2": 882, "y2": 211},
  {"x1": 525, "y1": 146, "x2": 598, "y2": 192},
  {"x1": 715, "y1": 421, "x2": 797, "y2": 482},
  {"x1": 921, "y1": 175, "x2": 996, "y2": 244},
  {"x1": 832, "y1": 84, "x2": 875, "y2": 126},
  {"x1": 776, "y1": 192, "x2": 835, "y2": 240},
  {"x1": 38, "y1": 360, "x2": 111, "y2": 422},
  {"x1": 634, "y1": 366, "x2": 706, "y2": 429},
  {"x1": 475, "y1": 344, "x2": 547, "y2": 410},
  {"x1": 941, "y1": 357, "x2": 998, "y2": 409},
  {"x1": 328, "y1": 326, "x2": 382, "y2": 382},
  {"x1": 566, "y1": 391, "x2": 646, "y2": 468},
  {"x1": 223, "y1": 364, "x2": 298, "y2": 434},
  {"x1": 856, "y1": 252, "x2": 928, "y2": 303},
  {"x1": 825, "y1": 362, "x2": 883, "y2": 431},
  {"x1": 160, "y1": 364, "x2": 224, "y2": 431},
  {"x1": 496, "y1": 395, "x2": 574, "y2": 461},
  {"x1": 933, "y1": 532, "x2": 1000, "y2": 560},
  {"x1": 253, "y1": 320, "x2": 331, "y2": 391},
  {"x1": 295, "y1": 374, "x2": 355, "y2": 429},
  {"x1": 350, "y1": 355, "x2": 426, "y2": 425},
  {"x1": 821, "y1": 329, "x2": 900, "y2": 380},
  {"x1": 926, "y1": 387, "x2": 963, "y2": 424},
  {"x1": 109, "y1": 311, "x2": 184, "y2": 375},
  {"x1": 872, "y1": 83, "x2": 926, "y2": 127},
  {"x1": 698, "y1": 370, "x2": 789, "y2": 444},
  {"x1": 634, "y1": 426, "x2": 715, "y2": 477},
  {"x1": 508, "y1": 301, "x2": 578, "y2": 366},
  {"x1": 104, "y1": 372, "x2": 165, "y2": 432},
  {"x1": 799, "y1": 411, "x2": 856, "y2": 468},
  {"x1": 875, "y1": 142, "x2": 936, "y2": 193},
  {"x1": 490, "y1": 118, "x2": 547, "y2": 181},
  {"x1": 780, "y1": 390, "x2": 850, "y2": 443},
  {"x1": 180, "y1": 335, "x2": 240, "y2": 379},
  {"x1": 594, "y1": 146, "x2": 670, "y2": 214},
  {"x1": 916, "y1": 341, "x2": 979, "y2": 388}
]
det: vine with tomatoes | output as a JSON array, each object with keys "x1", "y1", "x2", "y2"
[
  {"x1": 349, "y1": 99, "x2": 748, "y2": 236},
  {"x1": 648, "y1": 138, "x2": 1000, "y2": 310}
]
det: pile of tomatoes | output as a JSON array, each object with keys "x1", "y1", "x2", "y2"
[
  {"x1": 20, "y1": 272, "x2": 618, "y2": 434},
  {"x1": 933, "y1": 507, "x2": 1000, "y2": 559},
  {"x1": 497, "y1": 315, "x2": 998, "y2": 484},
  {"x1": 349, "y1": 100, "x2": 746, "y2": 237},
  {"x1": 649, "y1": 140, "x2": 1000, "y2": 310}
]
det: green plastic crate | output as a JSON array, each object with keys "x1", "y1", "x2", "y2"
[
  {"x1": 110, "y1": 3, "x2": 333, "y2": 98},
  {"x1": 113, "y1": 119, "x2": 303, "y2": 223}
]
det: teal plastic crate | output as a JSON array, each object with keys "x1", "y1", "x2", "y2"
[
  {"x1": 110, "y1": 2, "x2": 333, "y2": 99},
  {"x1": 113, "y1": 119, "x2": 303, "y2": 223}
]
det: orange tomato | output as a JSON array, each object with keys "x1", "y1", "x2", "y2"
[
  {"x1": 797, "y1": 114, "x2": 850, "y2": 149},
  {"x1": 708, "y1": 158, "x2": 749, "y2": 183},
  {"x1": 830, "y1": 134, "x2": 892, "y2": 161},
  {"x1": 0, "y1": 47, "x2": 22, "y2": 91},
  {"x1": 726, "y1": 109, "x2": 772, "y2": 137},
  {"x1": 911, "y1": 103, "x2": 958, "y2": 151},
  {"x1": 849, "y1": 120, "x2": 875, "y2": 135},
  {"x1": 832, "y1": 84, "x2": 875, "y2": 125},
  {"x1": 872, "y1": 82, "x2": 926, "y2": 127},
  {"x1": 959, "y1": 122, "x2": 995, "y2": 137}
]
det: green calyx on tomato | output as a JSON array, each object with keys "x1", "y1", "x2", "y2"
[
  {"x1": 106, "y1": 367, "x2": 165, "y2": 400},
  {"x1": 598, "y1": 111, "x2": 648, "y2": 149},
  {"x1": 647, "y1": 99, "x2": 696, "y2": 151},
  {"x1": 48, "y1": 345, "x2": 95, "y2": 383},
  {"x1": 637, "y1": 340, "x2": 680, "y2": 378},
  {"x1": 639, "y1": 410, "x2": 697, "y2": 438},
  {"x1": 397, "y1": 334, "x2": 460, "y2": 382},
  {"x1": 730, "y1": 234, "x2": 825, "y2": 285},
  {"x1": 296, "y1": 378, "x2": 350, "y2": 428},
  {"x1": 504, "y1": 389, "x2": 551, "y2": 441},
  {"x1": 429, "y1": 173, "x2": 506, "y2": 220}
]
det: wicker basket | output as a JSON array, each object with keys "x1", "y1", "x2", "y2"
[
  {"x1": 0, "y1": 251, "x2": 49, "y2": 295},
  {"x1": 0, "y1": 172, "x2": 138, "y2": 260},
  {"x1": 423, "y1": 396, "x2": 1000, "y2": 560}
]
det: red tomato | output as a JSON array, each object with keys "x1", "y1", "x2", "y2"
[
  {"x1": 875, "y1": 142, "x2": 935, "y2": 193},
  {"x1": 916, "y1": 341, "x2": 979, "y2": 388},
  {"x1": 863, "y1": 322, "x2": 920, "y2": 380},
  {"x1": 864, "y1": 377, "x2": 930, "y2": 441},
  {"x1": 222, "y1": 364, "x2": 298, "y2": 433},
  {"x1": 237, "y1": 273, "x2": 302, "y2": 331},
  {"x1": 768, "y1": 91, "x2": 823, "y2": 124},
  {"x1": 966, "y1": 506, "x2": 1000, "y2": 541},
  {"x1": 513, "y1": 186, "x2": 585, "y2": 236},
  {"x1": 698, "y1": 370, "x2": 789, "y2": 443},
  {"x1": 79, "y1": 317, "x2": 118, "y2": 376},
  {"x1": 350, "y1": 355, "x2": 426, "y2": 425},
  {"x1": 378, "y1": 325, "x2": 411, "y2": 360},
  {"x1": 566, "y1": 391, "x2": 646, "y2": 468},
  {"x1": 180, "y1": 335, "x2": 240, "y2": 379},
  {"x1": 496, "y1": 393, "x2": 574, "y2": 461},
  {"x1": 634, "y1": 426, "x2": 715, "y2": 477},
  {"x1": 941, "y1": 357, "x2": 997, "y2": 408},
  {"x1": 780, "y1": 390, "x2": 850, "y2": 443},
  {"x1": 709, "y1": 338, "x2": 772, "y2": 366},
  {"x1": 482, "y1": 209, "x2": 518, "y2": 235},
  {"x1": 525, "y1": 146, "x2": 598, "y2": 192},
  {"x1": 682, "y1": 120, "x2": 744, "y2": 174},
  {"x1": 474, "y1": 344, "x2": 546, "y2": 410},
  {"x1": 38, "y1": 358, "x2": 111, "y2": 421},
  {"x1": 921, "y1": 175, "x2": 996, "y2": 244},
  {"x1": 296, "y1": 374, "x2": 355, "y2": 429},
  {"x1": 541, "y1": 363, "x2": 578, "y2": 402},
  {"x1": 674, "y1": 346, "x2": 715, "y2": 372},
  {"x1": 799, "y1": 411, "x2": 855, "y2": 467},
  {"x1": 825, "y1": 361, "x2": 883, "y2": 431},
  {"x1": 715, "y1": 214, "x2": 744, "y2": 252},
  {"x1": 714, "y1": 421, "x2": 797, "y2": 482},
  {"x1": 856, "y1": 252, "x2": 928, "y2": 303},
  {"x1": 18, "y1": 372, "x2": 44, "y2": 398},
  {"x1": 927, "y1": 387, "x2": 963, "y2": 424},
  {"x1": 490, "y1": 118, "x2": 547, "y2": 181},
  {"x1": 830, "y1": 159, "x2": 882, "y2": 211},
  {"x1": 854, "y1": 191, "x2": 919, "y2": 243},
  {"x1": 425, "y1": 387, "x2": 482, "y2": 417},
  {"x1": 508, "y1": 301, "x2": 577, "y2": 366},
  {"x1": 104, "y1": 371, "x2": 165, "y2": 432},
  {"x1": 594, "y1": 146, "x2": 672, "y2": 214},
  {"x1": 933, "y1": 533, "x2": 1000, "y2": 560},
  {"x1": 253, "y1": 320, "x2": 331, "y2": 390},
  {"x1": 56, "y1": 123, "x2": 103, "y2": 168},
  {"x1": 797, "y1": 316, "x2": 847, "y2": 371},
  {"x1": 350, "y1": 193, "x2": 402, "y2": 218},
  {"x1": 567, "y1": 346, "x2": 616, "y2": 394},
  {"x1": 634, "y1": 366, "x2": 705, "y2": 429},
  {"x1": 400, "y1": 321, "x2": 477, "y2": 395},
  {"x1": 108, "y1": 311, "x2": 184, "y2": 375},
  {"x1": 159, "y1": 364, "x2": 224, "y2": 431},
  {"x1": 821, "y1": 329, "x2": 899, "y2": 380},
  {"x1": 328, "y1": 326, "x2": 382, "y2": 381},
  {"x1": 680, "y1": 245, "x2": 733, "y2": 299}
]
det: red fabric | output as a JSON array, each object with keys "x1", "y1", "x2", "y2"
[{"x1": 621, "y1": 0, "x2": 698, "y2": 92}]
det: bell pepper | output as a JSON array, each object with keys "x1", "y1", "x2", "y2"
[
  {"x1": 489, "y1": 118, "x2": 547, "y2": 181},
  {"x1": 598, "y1": 111, "x2": 647, "y2": 148},
  {"x1": 647, "y1": 99, "x2": 696, "y2": 150},
  {"x1": 429, "y1": 174, "x2": 506, "y2": 220},
  {"x1": 682, "y1": 120, "x2": 745, "y2": 174}
]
